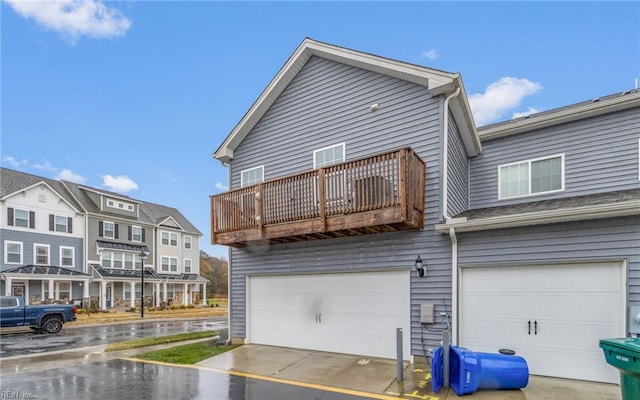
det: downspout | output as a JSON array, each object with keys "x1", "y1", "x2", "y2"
[
  {"x1": 442, "y1": 87, "x2": 461, "y2": 221},
  {"x1": 442, "y1": 87, "x2": 460, "y2": 346},
  {"x1": 223, "y1": 160, "x2": 232, "y2": 343},
  {"x1": 449, "y1": 228, "x2": 458, "y2": 346}
]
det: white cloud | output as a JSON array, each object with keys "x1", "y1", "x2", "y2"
[
  {"x1": 5, "y1": 0, "x2": 131, "y2": 43},
  {"x1": 162, "y1": 171, "x2": 178, "y2": 182},
  {"x1": 215, "y1": 182, "x2": 228, "y2": 191},
  {"x1": 56, "y1": 168, "x2": 86, "y2": 183},
  {"x1": 469, "y1": 77, "x2": 542, "y2": 126},
  {"x1": 421, "y1": 49, "x2": 439, "y2": 60},
  {"x1": 32, "y1": 160, "x2": 56, "y2": 171},
  {"x1": 2, "y1": 156, "x2": 29, "y2": 168},
  {"x1": 102, "y1": 174, "x2": 138, "y2": 193},
  {"x1": 512, "y1": 107, "x2": 541, "y2": 119}
]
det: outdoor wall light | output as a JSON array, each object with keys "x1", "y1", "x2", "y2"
[{"x1": 415, "y1": 255, "x2": 426, "y2": 277}]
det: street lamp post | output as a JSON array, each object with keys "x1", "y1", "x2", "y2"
[{"x1": 139, "y1": 250, "x2": 148, "y2": 318}]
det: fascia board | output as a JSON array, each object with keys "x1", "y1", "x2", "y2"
[
  {"x1": 157, "y1": 216, "x2": 185, "y2": 231},
  {"x1": 435, "y1": 201, "x2": 640, "y2": 233},
  {"x1": 479, "y1": 92, "x2": 640, "y2": 140}
]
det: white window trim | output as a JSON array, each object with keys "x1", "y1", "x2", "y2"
[
  {"x1": 132, "y1": 226, "x2": 142, "y2": 243},
  {"x1": 184, "y1": 236, "x2": 192, "y2": 249},
  {"x1": 33, "y1": 243, "x2": 50, "y2": 265},
  {"x1": 637, "y1": 139, "x2": 639, "y2": 180},
  {"x1": 498, "y1": 153, "x2": 565, "y2": 200},
  {"x1": 170, "y1": 257, "x2": 178, "y2": 272},
  {"x1": 161, "y1": 256, "x2": 169, "y2": 272},
  {"x1": 183, "y1": 258, "x2": 192, "y2": 273},
  {"x1": 59, "y1": 246, "x2": 75, "y2": 268},
  {"x1": 14, "y1": 208, "x2": 30, "y2": 228},
  {"x1": 313, "y1": 142, "x2": 346, "y2": 169},
  {"x1": 103, "y1": 220, "x2": 115, "y2": 239},
  {"x1": 170, "y1": 233, "x2": 178, "y2": 247},
  {"x1": 4, "y1": 241, "x2": 23, "y2": 264},
  {"x1": 240, "y1": 165, "x2": 264, "y2": 188}
]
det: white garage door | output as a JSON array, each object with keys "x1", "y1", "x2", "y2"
[
  {"x1": 247, "y1": 270, "x2": 410, "y2": 360},
  {"x1": 461, "y1": 262, "x2": 624, "y2": 383}
]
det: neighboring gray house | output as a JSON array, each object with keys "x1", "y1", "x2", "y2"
[
  {"x1": 1, "y1": 168, "x2": 207, "y2": 309},
  {"x1": 210, "y1": 38, "x2": 640, "y2": 385},
  {"x1": 62, "y1": 181, "x2": 207, "y2": 309},
  {"x1": 0, "y1": 168, "x2": 90, "y2": 303}
]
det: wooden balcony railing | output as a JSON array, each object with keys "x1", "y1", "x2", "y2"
[{"x1": 211, "y1": 148, "x2": 425, "y2": 247}]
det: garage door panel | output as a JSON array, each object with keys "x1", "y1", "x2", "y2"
[
  {"x1": 248, "y1": 271, "x2": 410, "y2": 360},
  {"x1": 461, "y1": 262, "x2": 623, "y2": 384}
]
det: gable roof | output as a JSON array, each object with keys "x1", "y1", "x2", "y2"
[
  {"x1": 0, "y1": 168, "x2": 83, "y2": 212},
  {"x1": 478, "y1": 88, "x2": 640, "y2": 140},
  {"x1": 213, "y1": 38, "x2": 481, "y2": 163}
]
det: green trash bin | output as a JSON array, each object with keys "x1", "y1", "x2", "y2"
[{"x1": 599, "y1": 338, "x2": 640, "y2": 400}]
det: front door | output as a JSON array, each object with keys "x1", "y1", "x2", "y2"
[{"x1": 106, "y1": 285, "x2": 112, "y2": 308}]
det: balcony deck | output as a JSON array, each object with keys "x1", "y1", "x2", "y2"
[{"x1": 210, "y1": 148, "x2": 425, "y2": 247}]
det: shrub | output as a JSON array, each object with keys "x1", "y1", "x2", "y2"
[
  {"x1": 179, "y1": 304, "x2": 187, "y2": 309},
  {"x1": 187, "y1": 304, "x2": 195, "y2": 309},
  {"x1": 77, "y1": 308, "x2": 87, "y2": 314},
  {"x1": 128, "y1": 307, "x2": 137, "y2": 313},
  {"x1": 170, "y1": 305, "x2": 178, "y2": 310}
]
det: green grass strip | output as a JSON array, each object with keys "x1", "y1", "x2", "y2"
[
  {"x1": 133, "y1": 342, "x2": 239, "y2": 364},
  {"x1": 106, "y1": 331, "x2": 217, "y2": 352}
]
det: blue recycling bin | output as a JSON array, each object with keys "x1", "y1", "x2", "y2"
[{"x1": 432, "y1": 345, "x2": 529, "y2": 396}]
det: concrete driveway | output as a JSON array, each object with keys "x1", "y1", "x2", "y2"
[{"x1": 197, "y1": 344, "x2": 621, "y2": 400}]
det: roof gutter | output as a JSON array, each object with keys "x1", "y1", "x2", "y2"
[{"x1": 435, "y1": 200, "x2": 640, "y2": 233}]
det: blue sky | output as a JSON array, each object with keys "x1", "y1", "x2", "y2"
[{"x1": 2, "y1": 1, "x2": 639, "y2": 258}]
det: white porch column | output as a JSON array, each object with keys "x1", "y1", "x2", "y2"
[
  {"x1": 201, "y1": 283, "x2": 207, "y2": 305},
  {"x1": 100, "y1": 280, "x2": 107, "y2": 309},
  {"x1": 162, "y1": 281, "x2": 168, "y2": 304},
  {"x1": 82, "y1": 280, "x2": 90, "y2": 298},
  {"x1": 4, "y1": 277, "x2": 12, "y2": 296},
  {"x1": 155, "y1": 283, "x2": 160, "y2": 307},
  {"x1": 54, "y1": 282, "x2": 60, "y2": 301},
  {"x1": 129, "y1": 281, "x2": 136, "y2": 308},
  {"x1": 48, "y1": 279, "x2": 55, "y2": 301},
  {"x1": 183, "y1": 283, "x2": 189, "y2": 305}
]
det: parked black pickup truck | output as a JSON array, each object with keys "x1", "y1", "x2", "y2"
[{"x1": 0, "y1": 296, "x2": 77, "y2": 333}]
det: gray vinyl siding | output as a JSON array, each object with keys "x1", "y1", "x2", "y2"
[
  {"x1": 447, "y1": 113, "x2": 470, "y2": 216},
  {"x1": 470, "y1": 107, "x2": 640, "y2": 209},
  {"x1": 87, "y1": 217, "x2": 153, "y2": 261},
  {"x1": 227, "y1": 56, "x2": 452, "y2": 356},
  {"x1": 0, "y1": 229, "x2": 84, "y2": 272},
  {"x1": 457, "y1": 216, "x2": 640, "y2": 307}
]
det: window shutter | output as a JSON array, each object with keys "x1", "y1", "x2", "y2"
[
  {"x1": 99, "y1": 221, "x2": 104, "y2": 237},
  {"x1": 115, "y1": 224, "x2": 119, "y2": 239},
  {"x1": 128, "y1": 226, "x2": 132, "y2": 241},
  {"x1": 141, "y1": 228, "x2": 146, "y2": 242},
  {"x1": 7, "y1": 208, "x2": 14, "y2": 226},
  {"x1": 68, "y1": 217, "x2": 73, "y2": 234},
  {"x1": 29, "y1": 211, "x2": 35, "y2": 229},
  {"x1": 49, "y1": 215, "x2": 55, "y2": 231}
]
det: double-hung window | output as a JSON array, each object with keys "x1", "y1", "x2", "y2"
[
  {"x1": 240, "y1": 166, "x2": 264, "y2": 187},
  {"x1": 184, "y1": 259, "x2": 192, "y2": 273},
  {"x1": 5, "y1": 241, "x2": 22, "y2": 264},
  {"x1": 499, "y1": 154, "x2": 564, "y2": 199},
  {"x1": 7, "y1": 208, "x2": 34, "y2": 228},
  {"x1": 60, "y1": 247, "x2": 74, "y2": 268},
  {"x1": 313, "y1": 143, "x2": 345, "y2": 169},
  {"x1": 34, "y1": 244, "x2": 50, "y2": 265},
  {"x1": 184, "y1": 236, "x2": 192, "y2": 249}
]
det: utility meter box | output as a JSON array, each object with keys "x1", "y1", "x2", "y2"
[
  {"x1": 628, "y1": 306, "x2": 640, "y2": 334},
  {"x1": 420, "y1": 304, "x2": 435, "y2": 324}
]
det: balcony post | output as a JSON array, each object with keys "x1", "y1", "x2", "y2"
[
  {"x1": 318, "y1": 169, "x2": 326, "y2": 232},
  {"x1": 398, "y1": 148, "x2": 408, "y2": 219},
  {"x1": 256, "y1": 183, "x2": 264, "y2": 232}
]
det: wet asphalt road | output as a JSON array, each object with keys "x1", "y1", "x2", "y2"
[
  {"x1": 0, "y1": 317, "x2": 228, "y2": 358},
  {"x1": 0, "y1": 358, "x2": 376, "y2": 400}
]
